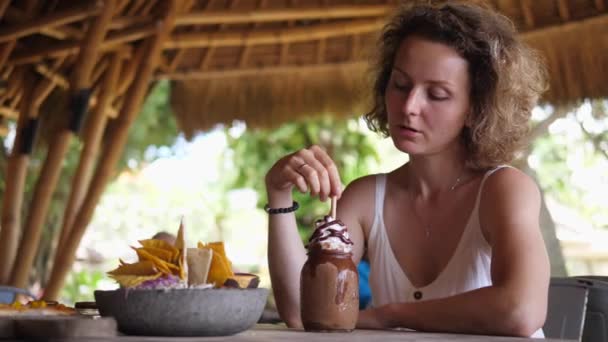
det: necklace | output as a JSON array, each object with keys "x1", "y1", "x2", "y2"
[{"x1": 408, "y1": 171, "x2": 466, "y2": 238}]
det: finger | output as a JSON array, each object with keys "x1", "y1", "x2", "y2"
[
  {"x1": 284, "y1": 168, "x2": 308, "y2": 193},
  {"x1": 297, "y1": 163, "x2": 321, "y2": 197},
  {"x1": 291, "y1": 152, "x2": 321, "y2": 197},
  {"x1": 300, "y1": 156, "x2": 330, "y2": 200},
  {"x1": 310, "y1": 145, "x2": 342, "y2": 198}
]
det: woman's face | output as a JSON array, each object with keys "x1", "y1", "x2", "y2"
[{"x1": 385, "y1": 35, "x2": 471, "y2": 157}]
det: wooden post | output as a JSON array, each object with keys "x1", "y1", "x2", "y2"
[
  {"x1": 0, "y1": 70, "x2": 35, "y2": 284},
  {"x1": 0, "y1": 72, "x2": 58, "y2": 284},
  {"x1": 44, "y1": 1, "x2": 178, "y2": 301},
  {"x1": 55, "y1": 53, "x2": 120, "y2": 255},
  {"x1": 9, "y1": 0, "x2": 116, "y2": 289}
]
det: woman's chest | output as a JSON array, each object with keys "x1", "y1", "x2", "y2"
[{"x1": 381, "y1": 182, "x2": 481, "y2": 288}]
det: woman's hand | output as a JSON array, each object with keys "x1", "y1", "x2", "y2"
[{"x1": 265, "y1": 145, "x2": 342, "y2": 201}]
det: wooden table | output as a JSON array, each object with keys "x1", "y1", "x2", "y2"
[{"x1": 46, "y1": 324, "x2": 572, "y2": 341}]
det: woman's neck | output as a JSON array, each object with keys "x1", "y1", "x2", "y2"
[{"x1": 397, "y1": 148, "x2": 469, "y2": 199}]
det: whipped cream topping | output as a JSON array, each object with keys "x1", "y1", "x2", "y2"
[{"x1": 308, "y1": 215, "x2": 354, "y2": 253}]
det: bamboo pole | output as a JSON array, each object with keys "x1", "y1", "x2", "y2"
[
  {"x1": 0, "y1": 1, "x2": 102, "y2": 43},
  {"x1": 0, "y1": 1, "x2": 10, "y2": 19},
  {"x1": 156, "y1": 60, "x2": 366, "y2": 80},
  {"x1": 175, "y1": 4, "x2": 390, "y2": 25},
  {"x1": 0, "y1": 106, "x2": 19, "y2": 119},
  {"x1": 10, "y1": 0, "x2": 116, "y2": 290},
  {"x1": 0, "y1": 41, "x2": 16, "y2": 71},
  {"x1": 117, "y1": 45, "x2": 146, "y2": 95},
  {"x1": 0, "y1": 71, "x2": 34, "y2": 284},
  {"x1": 10, "y1": 23, "x2": 156, "y2": 65},
  {"x1": 34, "y1": 64, "x2": 69, "y2": 89},
  {"x1": 4, "y1": 7, "x2": 84, "y2": 40},
  {"x1": 55, "y1": 53, "x2": 120, "y2": 257},
  {"x1": 44, "y1": 1, "x2": 178, "y2": 301},
  {"x1": 165, "y1": 18, "x2": 385, "y2": 49}
]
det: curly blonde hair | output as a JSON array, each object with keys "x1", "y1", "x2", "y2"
[{"x1": 364, "y1": 0, "x2": 548, "y2": 170}]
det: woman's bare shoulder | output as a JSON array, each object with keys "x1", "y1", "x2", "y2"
[
  {"x1": 481, "y1": 166, "x2": 540, "y2": 202},
  {"x1": 343, "y1": 174, "x2": 380, "y2": 196},
  {"x1": 339, "y1": 174, "x2": 383, "y2": 228}
]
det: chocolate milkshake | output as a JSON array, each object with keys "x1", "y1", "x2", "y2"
[{"x1": 300, "y1": 215, "x2": 359, "y2": 332}]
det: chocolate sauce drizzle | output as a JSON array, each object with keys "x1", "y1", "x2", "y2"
[{"x1": 307, "y1": 218, "x2": 354, "y2": 247}]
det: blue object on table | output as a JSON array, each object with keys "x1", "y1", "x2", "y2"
[
  {"x1": 0, "y1": 286, "x2": 35, "y2": 304},
  {"x1": 357, "y1": 260, "x2": 372, "y2": 309}
]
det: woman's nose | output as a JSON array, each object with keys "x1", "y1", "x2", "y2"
[{"x1": 402, "y1": 87, "x2": 423, "y2": 116}]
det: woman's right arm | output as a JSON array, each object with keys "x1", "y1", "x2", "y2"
[{"x1": 265, "y1": 145, "x2": 343, "y2": 328}]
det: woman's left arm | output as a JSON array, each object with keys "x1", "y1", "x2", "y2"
[{"x1": 358, "y1": 168, "x2": 550, "y2": 337}]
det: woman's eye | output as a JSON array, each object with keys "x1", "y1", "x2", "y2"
[
  {"x1": 429, "y1": 89, "x2": 449, "y2": 100},
  {"x1": 393, "y1": 81, "x2": 409, "y2": 90}
]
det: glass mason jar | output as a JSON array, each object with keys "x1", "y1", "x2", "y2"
[{"x1": 300, "y1": 247, "x2": 359, "y2": 332}]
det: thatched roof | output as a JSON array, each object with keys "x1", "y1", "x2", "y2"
[{"x1": 0, "y1": 0, "x2": 606, "y2": 136}]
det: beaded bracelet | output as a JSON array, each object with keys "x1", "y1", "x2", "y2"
[{"x1": 264, "y1": 201, "x2": 299, "y2": 214}]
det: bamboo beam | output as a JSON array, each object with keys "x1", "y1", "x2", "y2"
[
  {"x1": 196, "y1": 0, "x2": 221, "y2": 71},
  {"x1": 165, "y1": 18, "x2": 385, "y2": 49},
  {"x1": 166, "y1": 1, "x2": 198, "y2": 72},
  {"x1": 117, "y1": 43, "x2": 146, "y2": 96},
  {"x1": 34, "y1": 63, "x2": 69, "y2": 89},
  {"x1": 0, "y1": 106, "x2": 19, "y2": 119},
  {"x1": 9, "y1": 23, "x2": 155, "y2": 65},
  {"x1": 55, "y1": 53, "x2": 120, "y2": 264},
  {"x1": 556, "y1": 0, "x2": 570, "y2": 21},
  {"x1": 10, "y1": 0, "x2": 116, "y2": 290},
  {"x1": 0, "y1": 1, "x2": 102, "y2": 43},
  {"x1": 4, "y1": 7, "x2": 84, "y2": 40},
  {"x1": 176, "y1": 4, "x2": 390, "y2": 26},
  {"x1": 126, "y1": 0, "x2": 147, "y2": 16},
  {"x1": 520, "y1": 0, "x2": 535, "y2": 29},
  {"x1": 103, "y1": 22, "x2": 158, "y2": 48},
  {"x1": 0, "y1": 41, "x2": 16, "y2": 71},
  {"x1": 157, "y1": 60, "x2": 366, "y2": 80},
  {"x1": 44, "y1": 1, "x2": 178, "y2": 301},
  {"x1": 0, "y1": 1, "x2": 10, "y2": 19},
  {"x1": 522, "y1": 11, "x2": 608, "y2": 40},
  {"x1": 237, "y1": 0, "x2": 267, "y2": 68}
]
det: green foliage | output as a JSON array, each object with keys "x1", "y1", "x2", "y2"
[
  {"x1": 531, "y1": 100, "x2": 608, "y2": 229},
  {"x1": 60, "y1": 269, "x2": 106, "y2": 305},
  {"x1": 226, "y1": 116, "x2": 380, "y2": 240},
  {"x1": 119, "y1": 80, "x2": 179, "y2": 170}
]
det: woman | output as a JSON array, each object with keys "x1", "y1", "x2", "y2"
[{"x1": 264, "y1": 0, "x2": 549, "y2": 337}]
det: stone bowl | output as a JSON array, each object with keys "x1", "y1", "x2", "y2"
[{"x1": 94, "y1": 288, "x2": 268, "y2": 336}]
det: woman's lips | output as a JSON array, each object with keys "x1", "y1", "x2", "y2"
[{"x1": 395, "y1": 125, "x2": 422, "y2": 138}]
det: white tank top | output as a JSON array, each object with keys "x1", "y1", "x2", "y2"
[{"x1": 367, "y1": 166, "x2": 544, "y2": 338}]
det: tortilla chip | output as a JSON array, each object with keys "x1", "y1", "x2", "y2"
[
  {"x1": 139, "y1": 246, "x2": 173, "y2": 261},
  {"x1": 138, "y1": 239, "x2": 179, "y2": 255},
  {"x1": 134, "y1": 248, "x2": 173, "y2": 275},
  {"x1": 175, "y1": 219, "x2": 188, "y2": 280},
  {"x1": 108, "y1": 260, "x2": 157, "y2": 276},
  {"x1": 109, "y1": 273, "x2": 163, "y2": 288}
]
